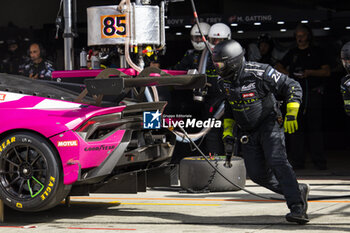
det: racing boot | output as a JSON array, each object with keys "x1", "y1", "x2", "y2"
[
  {"x1": 285, "y1": 183, "x2": 310, "y2": 224},
  {"x1": 299, "y1": 183, "x2": 310, "y2": 215}
]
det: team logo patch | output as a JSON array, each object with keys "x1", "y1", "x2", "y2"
[
  {"x1": 241, "y1": 83, "x2": 256, "y2": 91},
  {"x1": 143, "y1": 110, "x2": 161, "y2": 129},
  {"x1": 242, "y1": 92, "x2": 255, "y2": 98},
  {"x1": 0, "y1": 94, "x2": 6, "y2": 101}
]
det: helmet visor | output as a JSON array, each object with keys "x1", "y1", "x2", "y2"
[
  {"x1": 191, "y1": 35, "x2": 205, "y2": 43},
  {"x1": 213, "y1": 53, "x2": 245, "y2": 78},
  {"x1": 209, "y1": 37, "x2": 226, "y2": 46}
]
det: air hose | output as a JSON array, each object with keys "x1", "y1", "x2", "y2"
[
  {"x1": 171, "y1": 124, "x2": 350, "y2": 201},
  {"x1": 174, "y1": 125, "x2": 283, "y2": 201}
]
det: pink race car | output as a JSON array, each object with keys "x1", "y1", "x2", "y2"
[{"x1": 0, "y1": 70, "x2": 205, "y2": 212}]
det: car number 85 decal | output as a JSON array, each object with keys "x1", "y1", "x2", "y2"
[{"x1": 101, "y1": 15, "x2": 126, "y2": 39}]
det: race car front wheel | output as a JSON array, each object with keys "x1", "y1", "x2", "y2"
[{"x1": 0, "y1": 132, "x2": 70, "y2": 212}]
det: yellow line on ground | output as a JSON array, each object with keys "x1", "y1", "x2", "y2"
[
  {"x1": 61, "y1": 200, "x2": 218, "y2": 206},
  {"x1": 310, "y1": 200, "x2": 350, "y2": 203},
  {"x1": 113, "y1": 202, "x2": 220, "y2": 206},
  {"x1": 69, "y1": 197, "x2": 350, "y2": 204},
  {"x1": 60, "y1": 201, "x2": 121, "y2": 205},
  {"x1": 70, "y1": 197, "x2": 277, "y2": 202}
]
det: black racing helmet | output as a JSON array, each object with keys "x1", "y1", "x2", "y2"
[
  {"x1": 212, "y1": 40, "x2": 245, "y2": 80},
  {"x1": 341, "y1": 41, "x2": 350, "y2": 74}
]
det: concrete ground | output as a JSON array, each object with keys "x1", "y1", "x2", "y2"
[
  {"x1": 1, "y1": 178, "x2": 350, "y2": 233},
  {"x1": 1, "y1": 150, "x2": 350, "y2": 232}
]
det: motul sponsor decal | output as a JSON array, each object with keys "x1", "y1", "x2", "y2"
[
  {"x1": 0, "y1": 94, "x2": 6, "y2": 101},
  {"x1": 57, "y1": 140, "x2": 78, "y2": 147},
  {"x1": 242, "y1": 92, "x2": 255, "y2": 98}
]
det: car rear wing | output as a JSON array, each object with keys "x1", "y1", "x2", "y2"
[{"x1": 84, "y1": 74, "x2": 207, "y2": 96}]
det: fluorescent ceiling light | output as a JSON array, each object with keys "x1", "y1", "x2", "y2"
[{"x1": 231, "y1": 23, "x2": 238, "y2": 26}]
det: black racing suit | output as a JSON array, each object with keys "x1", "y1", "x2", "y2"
[
  {"x1": 220, "y1": 61, "x2": 303, "y2": 209},
  {"x1": 341, "y1": 74, "x2": 350, "y2": 116},
  {"x1": 173, "y1": 49, "x2": 202, "y2": 71}
]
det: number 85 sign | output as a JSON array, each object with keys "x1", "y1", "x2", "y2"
[{"x1": 100, "y1": 15, "x2": 126, "y2": 39}]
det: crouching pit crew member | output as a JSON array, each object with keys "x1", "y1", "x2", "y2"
[
  {"x1": 213, "y1": 40, "x2": 310, "y2": 224},
  {"x1": 340, "y1": 41, "x2": 350, "y2": 116}
]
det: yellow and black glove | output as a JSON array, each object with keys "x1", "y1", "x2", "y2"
[
  {"x1": 344, "y1": 99, "x2": 350, "y2": 116},
  {"x1": 223, "y1": 118, "x2": 235, "y2": 155},
  {"x1": 223, "y1": 118, "x2": 235, "y2": 139},
  {"x1": 284, "y1": 102, "x2": 300, "y2": 134}
]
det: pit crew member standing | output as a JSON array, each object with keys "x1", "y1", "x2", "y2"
[
  {"x1": 275, "y1": 24, "x2": 330, "y2": 170},
  {"x1": 213, "y1": 40, "x2": 310, "y2": 224},
  {"x1": 340, "y1": 41, "x2": 350, "y2": 116},
  {"x1": 173, "y1": 22, "x2": 210, "y2": 70}
]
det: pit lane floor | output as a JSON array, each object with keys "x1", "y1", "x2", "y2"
[{"x1": 1, "y1": 178, "x2": 350, "y2": 233}]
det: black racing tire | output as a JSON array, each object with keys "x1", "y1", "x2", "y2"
[
  {"x1": 179, "y1": 156, "x2": 246, "y2": 192},
  {"x1": 0, "y1": 132, "x2": 70, "y2": 212}
]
